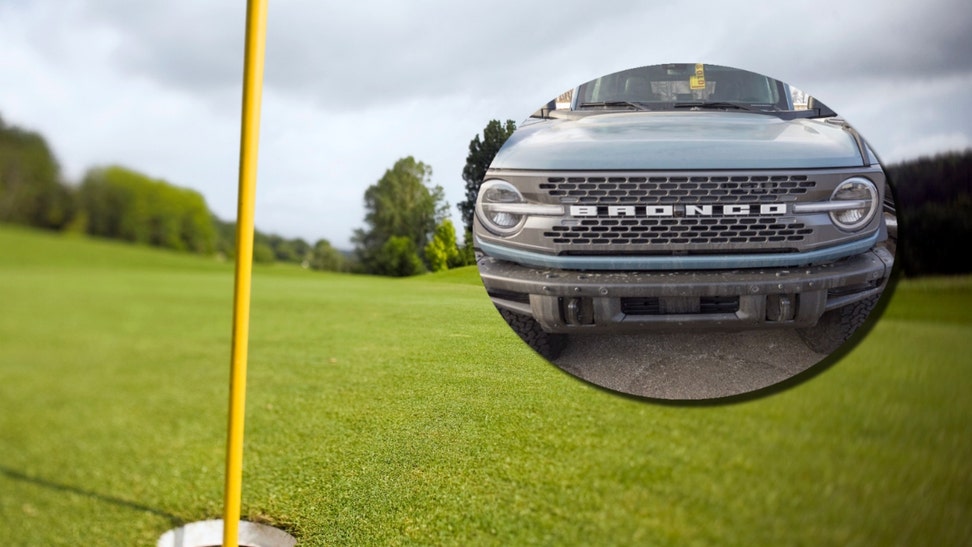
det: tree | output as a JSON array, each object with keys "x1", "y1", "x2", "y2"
[
  {"x1": 291, "y1": 238, "x2": 311, "y2": 264},
  {"x1": 213, "y1": 216, "x2": 237, "y2": 259},
  {"x1": 269, "y1": 236, "x2": 312, "y2": 265},
  {"x1": 885, "y1": 149, "x2": 972, "y2": 276},
  {"x1": 0, "y1": 114, "x2": 74, "y2": 230},
  {"x1": 353, "y1": 156, "x2": 447, "y2": 275},
  {"x1": 424, "y1": 219, "x2": 463, "y2": 272},
  {"x1": 308, "y1": 238, "x2": 347, "y2": 272},
  {"x1": 252, "y1": 241, "x2": 276, "y2": 264},
  {"x1": 458, "y1": 119, "x2": 517, "y2": 237}
]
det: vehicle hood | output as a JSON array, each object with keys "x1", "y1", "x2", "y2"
[{"x1": 489, "y1": 111, "x2": 867, "y2": 170}]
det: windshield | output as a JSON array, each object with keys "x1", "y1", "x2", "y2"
[{"x1": 573, "y1": 63, "x2": 793, "y2": 112}]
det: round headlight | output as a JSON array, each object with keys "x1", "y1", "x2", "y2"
[
  {"x1": 476, "y1": 179, "x2": 527, "y2": 235},
  {"x1": 829, "y1": 177, "x2": 879, "y2": 231}
]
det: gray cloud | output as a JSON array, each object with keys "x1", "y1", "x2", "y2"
[
  {"x1": 63, "y1": 0, "x2": 972, "y2": 122},
  {"x1": 69, "y1": 1, "x2": 645, "y2": 110},
  {"x1": 33, "y1": 0, "x2": 972, "y2": 104},
  {"x1": 79, "y1": 1, "x2": 244, "y2": 94}
]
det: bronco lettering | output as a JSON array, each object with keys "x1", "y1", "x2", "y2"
[{"x1": 569, "y1": 203, "x2": 787, "y2": 217}]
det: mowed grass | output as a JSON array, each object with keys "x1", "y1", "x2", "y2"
[{"x1": 0, "y1": 225, "x2": 969, "y2": 546}]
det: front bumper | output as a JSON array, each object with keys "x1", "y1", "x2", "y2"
[{"x1": 478, "y1": 244, "x2": 894, "y2": 333}]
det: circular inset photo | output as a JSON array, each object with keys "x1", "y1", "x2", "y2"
[{"x1": 474, "y1": 63, "x2": 897, "y2": 401}]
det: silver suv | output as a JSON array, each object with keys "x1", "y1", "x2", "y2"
[{"x1": 474, "y1": 63, "x2": 896, "y2": 359}]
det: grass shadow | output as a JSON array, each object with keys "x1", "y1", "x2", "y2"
[{"x1": 0, "y1": 465, "x2": 182, "y2": 526}]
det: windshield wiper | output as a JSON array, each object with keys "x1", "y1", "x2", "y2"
[
  {"x1": 773, "y1": 109, "x2": 838, "y2": 120},
  {"x1": 673, "y1": 101, "x2": 755, "y2": 111},
  {"x1": 675, "y1": 102, "x2": 836, "y2": 120},
  {"x1": 578, "y1": 101, "x2": 651, "y2": 111}
]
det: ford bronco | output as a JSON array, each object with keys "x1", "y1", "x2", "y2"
[{"x1": 474, "y1": 63, "x2": 896, "y2": 359}]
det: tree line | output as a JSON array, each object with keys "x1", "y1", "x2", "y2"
[
  {"x1": 886, "y1": 149, "x2": 972, "y2": 277},
  {"x1": 0, "y1": 113, "x2": 351, "y2": 271},
  {"x1": 0, "y1": 113, "x2": 519, "y2": 276}
]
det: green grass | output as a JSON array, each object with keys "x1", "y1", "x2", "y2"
[{"x1": 1, "y1": 224, "x2": 970, "y2": 546}]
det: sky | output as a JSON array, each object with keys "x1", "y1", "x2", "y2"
[{"x1": 1, "y1": 0, "x2": 970, "y2": 248}]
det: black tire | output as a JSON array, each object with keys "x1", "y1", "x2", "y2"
[
  {"x1": 797, "y1": 294, "x2": 880, "y2": 354},
  {"x1": 498, "y1": 308, "x2": 568, "y2": 360}
]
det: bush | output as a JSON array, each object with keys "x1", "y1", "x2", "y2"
[
  {"x1": 424, "y1": 219, "x2": 463, "y2": 272},
  {"x1": 376, "y1": 236, "x2": 425, "y2": 277}
]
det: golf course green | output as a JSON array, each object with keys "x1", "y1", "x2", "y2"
[{"x1": 1, "y1": 225, "x2": 969, "y2": 545}]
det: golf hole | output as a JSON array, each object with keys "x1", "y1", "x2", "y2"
[{"x1": 157, "y1": 519, "x2": 296, "y2": 547}]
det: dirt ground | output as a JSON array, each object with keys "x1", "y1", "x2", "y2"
[{"x1": 551, "y1": 329, "x2": 829, "y2": 401}]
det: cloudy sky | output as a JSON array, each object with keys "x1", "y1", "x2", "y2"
[{"x1": 2, "y1": 0, "x2": 970, "y2": 248}]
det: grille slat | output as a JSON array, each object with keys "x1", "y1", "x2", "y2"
[
  {"x1": 620, "y1": 296, "x2": 740, "y2": 315},
  {"x1": 543, "y1": 175, "x2": 814, "y2": 204},
  {"x1": 543, "y1": 216, "x2": 808, "y2": 247}
]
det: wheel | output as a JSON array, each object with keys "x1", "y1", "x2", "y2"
[
  {"x1": 797, "y1": 294, "x2": 880, "y2": 354},
  {"x1": 498, "y1": 308, "x2": 567, "y2": 360}
]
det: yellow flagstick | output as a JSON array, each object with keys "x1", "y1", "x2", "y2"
[{"x1": 224, "y1": 1, "x2": 268, "y2": 546}]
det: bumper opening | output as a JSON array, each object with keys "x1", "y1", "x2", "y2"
[{"x1": 620, "y1": 296, "x2": 740, "y2": 315}]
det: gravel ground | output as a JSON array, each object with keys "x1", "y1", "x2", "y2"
[{"x1": 551, "y1": 329, "x2": 827, "y2": 401}]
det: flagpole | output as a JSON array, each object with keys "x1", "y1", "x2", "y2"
[{"x1": 224, "y1": 0, "x2": 268, "y2": 545}]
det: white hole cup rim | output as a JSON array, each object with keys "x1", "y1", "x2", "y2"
[{"x1": 157, "y1": 519, "x2": 296, "y2": 547}]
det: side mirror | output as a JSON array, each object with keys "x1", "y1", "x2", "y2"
[
  {"x1": 530, "y1": 99, "x2": 557, "y2": 119},
  {"x1": 807, "y1": 96, "x2": 837, "y2": 117}
]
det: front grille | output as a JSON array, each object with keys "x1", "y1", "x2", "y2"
[
  {"x1": 539, "y1": 174, "x2": 815, "y2": 204},
  {"x1": 537, "y1": 173, "x2": 820, "y2": 254}
]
